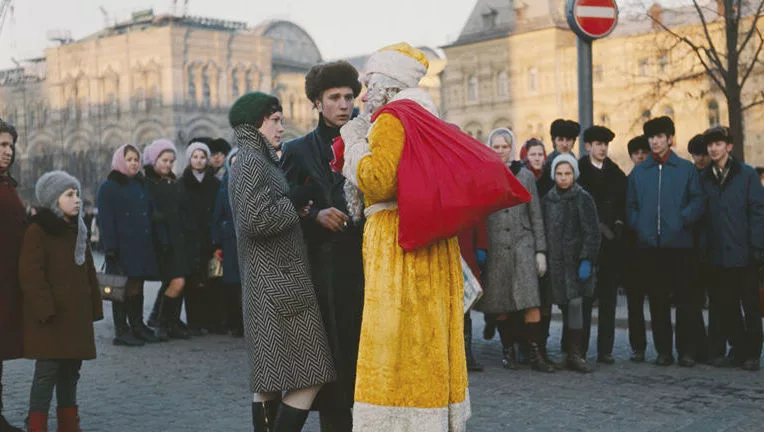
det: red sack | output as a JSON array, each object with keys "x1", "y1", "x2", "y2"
[{"x1": 372, "y1": 99, "x2": 531, "y2": 251}]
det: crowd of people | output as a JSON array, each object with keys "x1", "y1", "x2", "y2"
[{"x1": 0, "y1": 39, "x2": 763, "y2": 432}]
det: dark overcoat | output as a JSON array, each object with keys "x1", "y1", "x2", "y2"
[
  {"x1": 0, "y1": 174, "x2": 26, "y2": 360},
  {"x1": 180, "y1": 167, "x2": 220, "y2": 275},
  {"x1": 19, "y1": 210, "x2": 103, "y2": 360},
  {"x1": 229, "y1": 124, "x2": 336, "y2": 393},
  {"x1": 281, "y1": 122, "x2": 364, "y2": 409},
  {"x1": 144, "y1": 166, "x2": 195, "y2": 280},
  {"x1": 542, "y1": 184, "x2": 602, "y2": 305},
  {"x1": 96, "y1": 171, "x2": 159, "y2": 279},
  {"x1": 211, "y1": 173, "x2": 241, "y2": 284}
]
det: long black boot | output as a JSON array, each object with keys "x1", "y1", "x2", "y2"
[
  {"x1": 112, "y1": 301, "x2": 144, "y2": 346},
  {"x1": 273, "y1": 403, "x2": 309, "y2": 432},
  {"x1": 127, "y1": 296, "x2": 160, "y2": 343},
  {"x1": 165, "y1": 297, "x2": 191, "y2": 339},
  {"x1": 527, "y1": 322, "x2": 555, "y2": 373},
  {"x1": 566, "y1": 328, "x2": 593, "y2": 373},
  {"x1": 464, "y1": 313, "x2": 484, "y2": 372},
  {"x1": 483, "y1": 313, "x2": 497, "y2": 340},
  {"x1": 147, "y1": 283, "x2": 167, "y2": 328},
  {"x1": 252, "y1": 400, "x2": 279, "y2": 432},
  {"x1": 496, "y1": 318, "x2": 517, "y2": 370},
  {"x1": 154, "y1": 295, "x2": 170, "y2": 341}
]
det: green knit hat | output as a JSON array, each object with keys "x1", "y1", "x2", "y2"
[{"x1": 229, "y1": 92, "x2": 280, "y2": 128}]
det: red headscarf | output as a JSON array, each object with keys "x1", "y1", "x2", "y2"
[{"x1": 520, "y1": 138, "x2": 547, "y2": 180}]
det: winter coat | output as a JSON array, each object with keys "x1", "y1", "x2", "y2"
[
  {"x1": 701, "y1": 158, "x2": 764, "y2": 268},
  {"x1": 543, "y1": 183, "x2": 601, "y2": 304},
  {"x1": 457, "y1": 221, "x2": 488, "y2": 283},
  {"x1": 229, "y1": 124, "x2": 335, "y2": 393},
  {"x1": 577, "y1": 156, "x2": 627, "y2": 231},
  {"x1": 0, "y1": 174, "x2": 26, "y2": 360},
  {"x1": 19, "y1": 210, "x2": 103, "y2": 360},
  {"x1": 477, "y1": 164, "x2": 546, "y2": 313},
  {"x1": 281, "y1": 121, "x2": 364, "y2": 409},
  {"x1": 96, "y1": 171, "x2": 160, "y2": 279},
  {"x1": 144, "y1": 166, "x2": 195, "y2": 280},
  {"x1": 211, "y1": 173, "x2": 241, "y2": 284},
  {"x1": 181, "y1": 167, "x2": 220, "y2": 276},
  {"x1": 626, "y1": 151, "x2": 705, "y2": 249}
]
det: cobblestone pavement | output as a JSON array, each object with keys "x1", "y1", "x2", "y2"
[{"x1": 2, "y1": 281, "x2": 762, "y2": 431}]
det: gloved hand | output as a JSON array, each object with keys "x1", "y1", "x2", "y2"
[
  {"x1": 578, "y1": 260, "x2": 593, "y2": 281},
  {"x1": 476, "y1": 249, "x2": 487, "y2": 270},
  {"x1": 536, "y1": 253, "x2": 547, "y2": 277}
]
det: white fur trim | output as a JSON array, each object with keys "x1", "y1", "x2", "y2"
[
  {"x1": 391, "y1": 88, "x2": 439, "y2": 118},
  {"x1": 340, "y1": 116, "x2": 373, "y2": 187},
  {"x1": 364, "y1": 201, "x2": 398, "y2": 218},
  {"x1": 365, "y1": 50, "x2": 428, "y2": 89},
  {"x1": 353, "y1": 389, "x2": 471, "y2": 432}
]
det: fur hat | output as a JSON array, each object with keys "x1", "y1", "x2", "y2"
[
  {"x1": 583, "y1": 125, "x2": 615, "y2": 144},
  {"x1": 550, "y1": 119, "x2": 581, "y2": 139},
  {"x1": 186, "y1": 142, "x2": 211, "y2": 166},
  {"x1": 643, "y1": 116, "x2": 675, "y2": 137},
  {"x1": 627, "y1": 135, "x2": 649, "y2": 155},
  {"x1": 143, "y1": 139, "x2": 177, "y2": 167},
  {"x1": 364, "y1": 42, "x2": 429, "y2": 89},
  {"x1": 209, "y1": 138, "x2": 232, "y2": 155},
  {"x1": 111, "y1": 144, "x2": 141, "y2": 177},
  {"x1": 229, "y1": 92, "x2": 281, "y2": 129},
  {"x1": 702, "y1": 126, "x2": 732, "y2": 146},
  {"x1": 687, "y1": 134, "x2": 708, "y2": 155},
  {"x1": 35, "y1": 170, "x2": 88, "y2": 265},
  {"x1": 305, "y1": 61, "x2": 362, "y2": 104},
  {"x1": 550, "y1": 153, "x2": 580, "y2": 181}
]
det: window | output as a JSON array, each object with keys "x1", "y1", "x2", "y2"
[
  {"x1": 594, "y1": 65, "x2": 604, "y2": 83},
  {"x1": 65, "y1": 99, "x2": 76, "y2": 123},
  {"x1": 202, "y1": 69, "x2": 211, "y2": 107},
  {"x1": 497, "y1": 69, "x2": 509, "y2": 97},
  {"x1": 27, "y1": 105, "x2": 35, "y2": 128},
  {"x1": 135, "y1": 88, "x2": 146, "y2": 112},
  {"x1": 79, "y1": 98, "x2": 89, "y2": 120},
  {"x1": 187, "y1": 66, "x2": 197, "y2": 106},
  {"x1": 106, "y1": 93, "x2": 118, "y2": 117},
  {"x1": 528, "y1": 67, "x2": 539, "y2": 93},
  {"x1": 600, "y1": 114, "x2": 610, "y2": 125},
  {"x1": 246, "y1": 71, "x2": 254, "y2": 93},
  {"x1": 641, "y1": 109, "x2": 651, "y2": 121},
  {"x1": 482, "y1": 8, "x2": 498, "y2": 29},
  {"x1": 708, "y1": 100, "x2": 720, "y2": 127},
  {"x1": 467, "y1": 75, "x2": 479, "y2": 101},
  {"x1": 150, "y1": 86, "x2": 161, "y2": 109},
  {"x1": 639, "y1": 59, "x2": 649, "y2": 76},
  {"x1": 658, "y1": 55, "x2": 669, "y2": 73},
  {"x1": 232, "y1": 69, "x2": 240, "y2": 98}
]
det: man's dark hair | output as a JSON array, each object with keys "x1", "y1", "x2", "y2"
[{"x1": 0, "y1": 118, "x2": 18, "y2": 144}]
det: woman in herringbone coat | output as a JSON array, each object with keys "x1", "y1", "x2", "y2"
[
  {"x1": 228, "y1": 92, "x2": 335, "y2": 432},
  {"x1": 475, "y1": 129, "x2": 554, "y2": 374}
]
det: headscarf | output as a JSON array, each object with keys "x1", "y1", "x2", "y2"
[
  {"x1": 143, "y1": 138, "x2": 177, "y2": 167},
  {"x1": 111, "y1": 144, "x2": 141, "y2": 177}
]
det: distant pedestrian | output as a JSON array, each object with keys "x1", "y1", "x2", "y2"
[
  {"x1": 626, "y1": 116, "x2": 706, "y2": 367},
  {"x1": 20, "y1": 171, "x2": 103, "y2": 432},
  {"x1": 0, "y1": 119, "x2": 26, "y2": 432},
  {"x1": 97, "y1": 144, "x2": 161, "y2": 346},
  {"x1": 700, "y1": 126, "x2": 764, "y2": 371},
  {"x1": 208, "y1": 138, "x2": 232, "y2": 181},
  {"x1": 539, "y1": 119, "x2": 580, "y2": 197},
  {"x1": 577, "y1": 125, "x2": 627, "y2": 365},
  {"x1": 542, "y1": 154, "x2": 601, "y2": 373}
]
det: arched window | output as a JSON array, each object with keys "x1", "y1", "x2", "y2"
[
  {"x1": 202, "y1": 68, "x2": 211, "y2": 107},
  {"x1": 497, "y1": 69, "x2": 509, "y2": 97},
  {"x1": 708, "y1": 100, "x2": 720, "y2": 127},
  {"x1": 231, "y1": 68, "x2": 240, "y2": 98},
  {"x1": 150, "y1": 86, "x2": 161, "y2": 110},
  {"x1": 27, "y1": 105, "x2": 36, "y2": 128},
  {"x1": 467, "y1": 75, "x2": 479, "y2": 101},
  {"x1": 246, "y1": 70, "x2": 254, "y2": 93},
  {"x1": 187, "y1": 65, "x2": 197, "y2": 107},
  {"x1": 528, "y1": 67, "x2": 539, "y2": 93}
]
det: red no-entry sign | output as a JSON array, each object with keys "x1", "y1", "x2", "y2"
[{"x1": 567, "y1": 0, "x2": 619, "y2": 40}]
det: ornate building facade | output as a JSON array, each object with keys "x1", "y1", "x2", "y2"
[{"x1": 442, "y1": 0, "x2": 764, "y2": 170}]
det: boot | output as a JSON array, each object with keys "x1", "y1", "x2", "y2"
[
  {"x1": 251, "y1": 400, "x2": 279, "y2": 432},
  {"x1": 272, "y1": 403, "x2": 309, "y2": 432},
  {"x1": 464, "y1": 313, "x2": 483, "y2": 372},
  {"x1": 153, "y1": 296, "x2": 170, "y2": 342},
  {"x1": 26, "y1": 413, "x2": 47, "y2": 432},
  {"x1": 527, "y1": 322, "x2": 554, "y2": 373},
  {"x1": 0, "y1": 414, "x2": 23, "y2": 432},
  {"x1": 128, "y1": 296, "x2": 161, "y2": 343},
  {"x1": 112, "y1": 302, "x2": 144, "y2": 346},
  {"x1": 56, "y1": 407, "x2": 81, "y2": 432},
  {"x1": 496, "y1": 318, "x2": 517, "y2": 370},
  {"x1": 146, "y1": 284, "x2": 166, "y2": 328},
  {"x1": 482, "y1": 314, "x2": 497, "y2": 340},
  {"x1": 167, "y1": 297, "x2": 191, "y2": 339},
  {"x1": 566, "y1": 328, "x2": 593, "y2": 374}
]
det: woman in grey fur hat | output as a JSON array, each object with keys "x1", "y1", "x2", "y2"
[{"x1": 19, "y1": 171, "x2": 103, "y2": 432}]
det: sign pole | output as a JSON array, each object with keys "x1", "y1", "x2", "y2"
[{"x1": 577, "y1": 37, "x2": 593, "y2": 157}]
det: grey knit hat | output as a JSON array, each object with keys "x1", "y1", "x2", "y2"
[
  {"x1": 550, "y1": 153, "x2": 580, "y2": 181},
  {"x1": 35, "y1": 170, "x2": 88, "y2": 265}
]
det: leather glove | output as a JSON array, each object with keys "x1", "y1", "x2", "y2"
[
  {"x1": 536, "y1": 253, "x2": 547, "y2": 277},
  {"x1": 578, "y1": 260, "x2": 593, "y2": 281},
  {"x1": 476, "y1": 249, "x2": 487, "y2": 270}
]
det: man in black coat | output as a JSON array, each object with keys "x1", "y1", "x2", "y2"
[
  {"x1": 280, "y1": 60, "x2": 364, "y2": 432},
  {"x1": 577, "y1": 126, "x2": 627, "y2": 364}
]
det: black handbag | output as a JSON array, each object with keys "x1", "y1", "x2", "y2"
[{"x1": 97, "y1": 259, "x2": 128, "y2": 302}]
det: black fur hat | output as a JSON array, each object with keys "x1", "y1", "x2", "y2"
[
  {"x1": 627, "y1": 135, "x2": 649, "y2": 155},
  {"x1": 550, "y1": 119, "x2": 580, "y2": 139},
  {"x1": 702, "y1": 126, "x2": 732, "y2": 146},
  {"x1": 643, "y1": 116, "x2": 675, "y2": 138},
  {"x1": 583, "y1": 125, "x2": 615, "y2": 144},
  {"x1": 305, "y1": 61, "x2": 362, "y2": 105},
  {"x1": 208, "y1": 138, "x2": 232, "y2": 155},
  {"x1": 687, "y1": 134, "x2": 707, "y2": 155}
]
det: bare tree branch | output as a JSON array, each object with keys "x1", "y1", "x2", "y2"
[
  {"x1": 736, "y1": 0, "x2": 764, "y2": 55},
  {"x1": 740, "y1": 26, "x2": 764, "y2": 88},
  {"x1": 692, "y1": 0, "x2": 727, "y2": 74},
  {"x1": 742, "y1": 90, "x2": 764, "y2": 111}
]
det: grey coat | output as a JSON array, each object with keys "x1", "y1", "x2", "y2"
[
  {"x1": 477, "y1": 166, "x2": 546, "y2": 313},
  {"x1": 542, "y1": 183, "x2": 601, "y2": 305},
  {"x1": 229, "y1": 124, "x2": 336, "y2": 393}
]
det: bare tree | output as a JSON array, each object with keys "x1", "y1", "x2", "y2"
[{"x1": 647, "y1": 0, "x2": 764, "y2": 160}]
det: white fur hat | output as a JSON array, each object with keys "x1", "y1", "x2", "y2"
[{"x1": 364, "y1": 42, "x2": 429, "y2": 89}]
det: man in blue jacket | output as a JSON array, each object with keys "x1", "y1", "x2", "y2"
[
  {"x1": 700, "y1": 126, "x2": 764, "y2": 371},
  {"x1": 626, "y1": 116, "x2": 706, "y2": 367}
]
